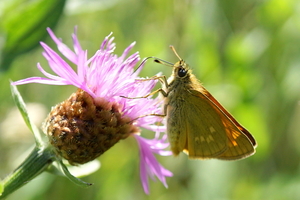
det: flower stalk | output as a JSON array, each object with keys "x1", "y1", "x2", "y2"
[
  {"x1": 0, "y1": 84, "x2": 56, "y2": 199},
  {"x1": 0, "y1": 146, "x2": 55, "y2": 199}
]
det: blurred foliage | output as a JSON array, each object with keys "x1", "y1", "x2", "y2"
[
  {"x1": 1, "y1": 0, "x2": 300, "y2": 199},
  {"x1": 0, "y1": 0, "x2": 66, "y2": 71}
]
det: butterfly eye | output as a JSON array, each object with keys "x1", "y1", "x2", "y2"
[{"x1": 178, "y1": 67, "x2": 187, "y2": 77}]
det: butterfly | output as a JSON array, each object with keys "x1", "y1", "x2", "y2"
[{"x1": 153, "y1": 46, "x2": 257, "y2": 160}]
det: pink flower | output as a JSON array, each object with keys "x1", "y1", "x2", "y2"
[
  {"x1": 135, "y1": 132, "x2": 173, "y2": 194},
  {"x1": 12, "y1": 27, "x2": 172, "y2": 194}
]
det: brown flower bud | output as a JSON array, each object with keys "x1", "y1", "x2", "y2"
[{"x1": 43, "y1": 89, "x2": 139, "y2": 165}]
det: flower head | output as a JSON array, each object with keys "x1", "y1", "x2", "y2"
[{"x1": 12, "y1": 27, "x2": 172, "y2": 193}]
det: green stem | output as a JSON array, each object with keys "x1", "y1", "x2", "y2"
[{"x1": 0, "y1": 145, "x2": 55, "y2": 199}]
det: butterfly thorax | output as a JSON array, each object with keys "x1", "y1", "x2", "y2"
[{"x1": 167, "y1": 60, "x2": 204, "y2": 99}]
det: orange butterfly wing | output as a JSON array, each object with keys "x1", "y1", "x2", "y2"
[
  {"x1": 187, "y1": 87, "x2": 256, "y2": 160},
  {"x1": 201, "y1": 88, "x2": 257, "y2": 147},
  {"x1": 167, "y1": 90, "x2": 229, "y2": 158}
]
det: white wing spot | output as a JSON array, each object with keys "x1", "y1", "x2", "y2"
[
  {"x1": 207, "y1": 135, "x2": 214, "y2": 143},
  {"x1": 200, "y1": 136, "x2": 205, "y2": 142},
  {"x1": 209, "y1": 126, "x2": 216, "y2": 133},
  {"x1": 197, "y1": 135, "x2": 215, "y2": 144}
]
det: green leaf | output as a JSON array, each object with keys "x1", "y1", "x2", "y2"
[
  {"x1": 49, "y1": 160, "x2": 101, "y2": 178},
  {"x1": 0, "y1": 182, "x2": 3, "y2": 196},
  {"x1": 10, "y1": 83, "x2": 45, "y2": 146},
  {"x1": 56, "y1": 159, "x2": 93, "y2": 188},
  {"x1": 0, "y1": 0, "x2": 66, "y2": 71}
]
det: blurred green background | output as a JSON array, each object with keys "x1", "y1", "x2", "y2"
[{"x1": 1, "y1": 0, "x2": 300, "y2": 199}]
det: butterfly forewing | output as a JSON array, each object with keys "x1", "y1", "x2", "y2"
[
  {"x1": 191, "y1": 89, "x2": 256, "y2": 160},
  {"x1": 217, "y1": 122, "x2": 255, "y2": 160},
  {"x1": 201, "y1": 89, "x2": 257, "y2": 147},
  {"x1": 183, "y1": 93, "x2": 229, "y2": 158}
]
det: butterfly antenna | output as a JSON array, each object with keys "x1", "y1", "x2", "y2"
[
  {"x1": 133, "y1": 57, "x2": 155, "y2": 74},
  {"x1": 169, "y1": 45, "x2": 182, "y2": 61},
  {"x1": 153, "y1": 57, "x2": 174, "y2": 67}
]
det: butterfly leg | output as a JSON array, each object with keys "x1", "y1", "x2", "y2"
[
  {"x1": 124, "y1": 78, "x2": 170, "y2": 123},
  {"x1": 121, "y1": 75, "x2": 168, "y2": 99}
]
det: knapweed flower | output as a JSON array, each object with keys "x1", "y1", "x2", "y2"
[{"x1": 12, "y1": 27, "x2": 172, "y2": 194}]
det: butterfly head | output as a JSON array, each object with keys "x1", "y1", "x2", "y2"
[
  {"x1": 169, "y1": 45, "x2": 192, "y2": 81},
  {"x1": 173, "y1": 60, "x2": 190, "y2": 79},
  {"x1": 152, "y1": 45, "x2": 191, "y2": 80}
]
